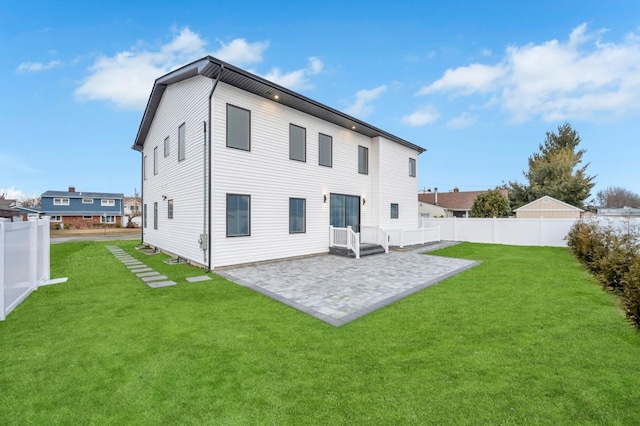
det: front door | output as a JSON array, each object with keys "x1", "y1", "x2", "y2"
[{"x1": 330, "y1": 194, "x2": 360, "y2": 233}]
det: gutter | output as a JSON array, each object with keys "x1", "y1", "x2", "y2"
[{"x1": 205, "y1": 64, "x2": 224, "y2": 272}]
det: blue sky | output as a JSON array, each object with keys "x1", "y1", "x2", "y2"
[{"x1": 2, "y1": 1, "x2": 639, "y2": 202}]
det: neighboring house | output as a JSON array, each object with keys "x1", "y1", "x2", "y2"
[
  {"x1": 41, "y1": 186, "x2": 124, "y2": 228},
  {"x1": 418, "y1": 187, "x2": 508, "y2": 218},
  {"x1": 133, "y1": 56, "x2": 425, "y2": 269},
  {"x1": 597, "y1": 207, "x2": 640, "y2": 219},
  {"x1": 123, "y1": 196, "x2": 142, "y2": 227},
  {"x1": 13, "y1": 205, "x2": 43, "y2": 221},
  {"x1": 0, "y1": 198, "x2": 20, "y2": 221},
  {"x1": 514, "y1": 195, "x2": 583, "y2": 219}
]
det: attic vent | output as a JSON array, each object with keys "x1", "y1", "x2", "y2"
[{"x1": 543, "y1": 198, "x2": 550, "y2": 203}]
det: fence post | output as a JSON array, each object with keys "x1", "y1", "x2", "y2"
[
  {"x1": 29, "y1": 220, "x2": 37, "y2": 292},
  {"x1": 329, "y1": 225, "x2": 334, "y2": 247},
  {"x1": 0, "y1": 222, "x2": 5, "y2": 321}
]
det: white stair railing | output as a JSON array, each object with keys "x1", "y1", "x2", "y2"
[{"x1": 329, "y1": 225, "x2": 360, "y2": 259}]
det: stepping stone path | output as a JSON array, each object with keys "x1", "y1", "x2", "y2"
[{"x1": 106, "y1": 246, "x2": 176, "y2": 288}]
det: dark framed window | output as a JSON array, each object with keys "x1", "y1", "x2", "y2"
[
  {"x1": 143, "y1": 204, "x2": 147, "y2": 228},
  {"x1": 168, "y1": 199, "x2": 173, "y2": 219},
  {"x1": 391, "y1": 203, "x2": 399, "y2": 219},
  {"x1": 227, "y1": 104, "x2": 251, "y2": 151},
  {"x1": 143, "y1": 156, "x2": 147, "y2": 180},
  {"x1": 153, "y1": 146, "x2": 158, "y2": 175},
  {"x1": 289, "y1": 124, "x2": 306, "y2": 162},
  {"x1": 409, "y1": 158, "x2": 416, "y2": 177},
  {"x1": 178, "y1": 123, "x2": 186, "y2": 161},
  {"x1": 358, "y1": 145, "x2": 368, "y2": 174},
  {"x1": 226, "y1": 194, "x2": 250, "y2": 237},
  {"x1": 153, "y1": 202, "x2": 158, "y2": 229},
  {"x1": 289, "y1": 198, "x2": 306, "y2": 233},
  {"x1": 319, "y1": 133, "x2": 332, "y2": 167},
  {"x1": 164, "y1": 136, "x2": 170, "y2": 157}
]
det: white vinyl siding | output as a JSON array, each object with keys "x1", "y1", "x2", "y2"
[
  {"x1": 318, "y1": 133, "x2": 332, "y2": 167},
  {"x1": 289, "y1": 124, "x2": 306, "y2": 162},
  {"x1": 227, "y1": 104, "x2": 250, "y2": 151},
  {"x1": 178, "y1": 123, "x2": 186, "y2": 161}
]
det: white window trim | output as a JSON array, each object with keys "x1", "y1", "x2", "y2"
[
  {"x1": 100, "y1": 215, "x2": 116, "y2": 224},
  {"x1": 82, "y1": 198, "x2": 94, "y2": 204},
  {"x1": 101, "y1": 199, "x2": 116, "y2": 207},
  {"x1": 50, "y1": 216, "x2": 62, "y2": 222},
  {"x1": 83, "y1": 216, "x2": 93, "y2": 220},
  {"x1": 53, "y1": 198, "x2": 69, "y2": 206}
]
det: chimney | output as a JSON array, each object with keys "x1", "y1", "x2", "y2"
[
  {"x1": 434, "y1": 187, "x2": 438, "y2": 205},
  {"x1": 69, "y1": 186, "x2": 76, "y2": 193},
  {"x1": 453, "y1": 187, "x2": 459, "y2": 193}
]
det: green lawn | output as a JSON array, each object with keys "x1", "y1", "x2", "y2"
[{"x1": 1, "y1": 241, "x2": 639, "y2": 425}]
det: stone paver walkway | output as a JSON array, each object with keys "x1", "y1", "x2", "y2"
[
  {"x1": 218, "y1": 242, "x2": 480, "y2": 326},
  {"x1": 106, "y1": 246, "x2": 176, "y2": 288}
]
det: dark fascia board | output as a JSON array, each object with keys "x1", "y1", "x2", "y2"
[{"x1": 132, "y1": 56, "x2": 425, "y2": 154}]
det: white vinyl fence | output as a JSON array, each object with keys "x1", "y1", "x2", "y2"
[
  {"x1": 0, "y1": 218, "x2": 50, "y2": 320},
  {"x1": 421, "y1": 217, "x2": 640, "y2": 247}
]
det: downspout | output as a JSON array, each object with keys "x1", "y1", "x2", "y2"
[
  {"x1": 140, "y1": 154, "x2": 144, "y2": 244},
  {"x1": 206, "y1": 64, "x2": 224, "y2": 272}
]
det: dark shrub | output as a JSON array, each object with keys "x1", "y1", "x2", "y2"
[{"x1": 623, "y1": 258, "x2": 640, "y2": 327}]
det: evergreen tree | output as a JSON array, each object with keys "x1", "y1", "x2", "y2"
[
  {"x1": 470, "y1": 189, "x2": 510, "y2": 218},
  {"x1": 509, "y1": 123, "x2": 596, "y2": 209}
]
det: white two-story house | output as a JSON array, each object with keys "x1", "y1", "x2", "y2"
[{"x1": 133, "y1": 56, "x2": 425, "y2": 270}]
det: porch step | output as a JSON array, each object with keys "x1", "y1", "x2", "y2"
[{"x1": 329, "y1": 244, "x2": 386, "y2": 258}]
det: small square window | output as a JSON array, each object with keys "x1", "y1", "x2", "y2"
[{"x1": 391, "y1": 203, "x2": 399, "y2": 219}]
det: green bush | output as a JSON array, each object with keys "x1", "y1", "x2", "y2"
[{"x1": 567, "y1": 219, "x2": 640, "y2": 327}]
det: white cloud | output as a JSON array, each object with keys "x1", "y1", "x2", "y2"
[
  {"x1": 402, "y1": 106, "x2": 440, "y2": 126},
  {"x1": 418, "y1": 23, "x2": 640, "y2": 122},
  {"x1": 260, "y1": 57, "x2": 324, "y2": 90},
  {"x1": 16, "y1": 60, "x2": 61, "y2": 72},
  {"x1": 343, "y1": 85, "x2": 387, "y2": 118},
  {"x1": 447, "y1": 112, "x2": 478, "y2": 129},
  {"x1": 74, "y1": 28, "x2": 270, "y2": 110},
  {"x1": 416, "y1": 63, "x2": 508, "y2": 96},
  {"x1": 214, "y1": 38, "x2": 269, "y2": 66},
  {"x1": 0, "y1": 187, "x2": 26, "y2": 200}
]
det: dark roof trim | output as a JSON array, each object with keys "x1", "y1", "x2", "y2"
[{"x1": 133, "y1": 56, "x2": 425, "y2": 154}]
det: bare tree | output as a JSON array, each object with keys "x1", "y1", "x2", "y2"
[
  {"x1": 596, "y1": 186, "x2": 640, "y2": 208},
  {"x1": 125, "y1": 188, "x2": 142, "y2": 228},
  {"x1": 19, "y1": 197, "x2": 41, "y2": 209}
]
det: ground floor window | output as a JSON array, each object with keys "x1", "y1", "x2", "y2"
[
  {"x1": 143, "y1": 204, "x2": 147, "y2": 228},
  {"x1": 83, "y1": 216, "x2": 93, "y2": 220},
  {"x1": 227, "y1": 194, "x2": 250, "y2": 237},
  {"x1": 391, "y1": 203, "x2": 399, "y2": 219},
  {"x1": 289, "y1": 198, "x2": 306, "y2": 233},
  {"x1": 100, "y1": 215, "x2": 116, "y2": 223},
  {"x1": 50, "y1": 216, "x2": 62, "y2": 222},
  {"x1": 153, "y1": 202, "x2": 158, "y2": 229},
  {"x1": 168, "y1": 199, "x2": 174, "y2": 219}
]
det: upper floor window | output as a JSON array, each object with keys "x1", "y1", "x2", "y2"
[
  {"x1": 178, "y1": 123, "x2": 186, "y2": 161},
  {"x1": 101, "y1": 199, "x2": 115, "y2": 207},
  {"x1": 289, "y1": 124, "x2": 306, "y2": 162},
  {"x1": 391, "y1": 203, "x2": 399, "y2": 219},
  {"x1": 358, "y1": 146, "x2": 368, "y2": 175},
  {"x1": 319, "y1": 133, "x2": 332, "y2": 167},
  {"x1": 409, "y1": 158, "x2": 416, "y2": 177},
  {"x1": 82, "y1": 198, "x2": 94, "y2": 204},
  {"x1": 143, "y1": 155, "x2": 147, "y2": 180},
  {"x1": 53, "y1": 198, "x2": 69, "y2": 206},
  {"x1": 154, "y1": 146, "x2": 158, "y2": 175},
  {"x1": 164, "y1": 136, "x2": 170, "y2": 157},
  {"x1": 227, "y1": 104, "x2": 251, "y2": 151}
]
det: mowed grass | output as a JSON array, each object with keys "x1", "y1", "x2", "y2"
[{"x1": 1, "y1": 241, "x2": 640, "y2": 425}]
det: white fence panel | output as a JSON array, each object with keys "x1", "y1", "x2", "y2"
[
  {"x1": 388, "y1": 227, "x2": 441, "y2": 248},
  {"x1": 421, "y1": 217, "x2": 579, "y2": 247},
  {"x1": 1, "y1": 218, "x2": 50, "y2": 321}
]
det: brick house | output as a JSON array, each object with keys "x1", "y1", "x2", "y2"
[{"x1": 41, "y1": 186, "x2": 124, "y2": 229}]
